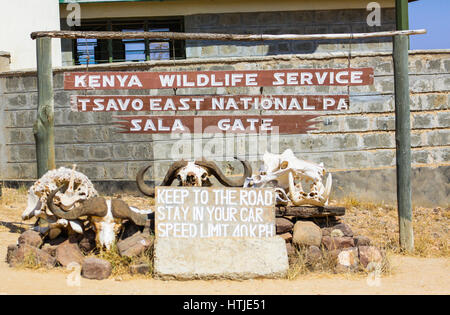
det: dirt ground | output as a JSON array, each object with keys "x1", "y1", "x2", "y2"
[{"x1": 0, "y1": 187, "x2": 448, "y2": 295}]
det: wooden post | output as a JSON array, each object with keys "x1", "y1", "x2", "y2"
[
  {"x1": 34, "y1": 37, "x2": 56, "y2": 178},
  {"x1": 393, "y1": 34, "x2": 414, "y2": 252},
  {"x1": 396, "y1": 0, "x2": 410, "y2": 47},
  {"x1": 396, "y1": 0, "x2": 409, "y2": 31}
]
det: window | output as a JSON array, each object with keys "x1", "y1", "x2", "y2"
[{"x1": 71, "y1": 18, "x2": 185, "y2": 65}]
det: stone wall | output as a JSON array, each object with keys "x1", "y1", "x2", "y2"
[
  {"x1": 185, "y1": 8, "x2": 396, "y2": 58},
  {"x1": 0, "y1": 50, "x2": 449, "y2": 207}
]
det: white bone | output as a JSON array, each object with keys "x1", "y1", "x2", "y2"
[
  {"x1": 248, "y1": 149, "x2": 332, "y2": 207},
  {"x1": 22, "y1": 167, "x2": 98, "y2": 222},
  {"x1": 69, "y1": 220, "x2": 84, "y2": 234},
  {"x1": 96, "y1": 200, "x2": 117, "y2": 250},
  {"x1": 60, "y1": 164, "x2": 79, "y2": 207},
  {"x1": 176, "y1": 162, "x2": 208, "y2": 186},
  {"x1": 129, "y1": 206, "x2": 154, "y2": 214}
]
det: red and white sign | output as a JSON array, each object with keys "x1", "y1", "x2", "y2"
[
  {"x1": 64, "y1": 68, "x2": 373, "y2": 90},
  {"x1": 115, "y1": 115, "x2": 318, "y2": 134},
  {"x1": 71, "y1": 95, "x2": 349, "y2": 112}
]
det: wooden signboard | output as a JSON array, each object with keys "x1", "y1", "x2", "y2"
[
  {"x1": 70, "y1": 94, "x2": 349, "y2": 112},
  {"x1": 64, "y1": 68, "x2": 373, "y2": 90},
  {"x1": 115, "y1": 114, "x2": 319, "y2": 134},
  {"x1": 63, "y1": 67, "x2": 373, "y2": 135}
]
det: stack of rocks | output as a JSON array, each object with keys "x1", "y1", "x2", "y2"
[
  {"x1": 6, "y1": 223, "x2": 154, "y2": 280},
  {"x1": 276, "y1": 214, "x2": 384, "y2": 272}
]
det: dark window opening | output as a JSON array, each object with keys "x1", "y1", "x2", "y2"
[{"x1": 71, "y1": 18, "x2": 185, "y2": 65}]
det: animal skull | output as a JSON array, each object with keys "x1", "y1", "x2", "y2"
[
  {"x1": 136, "y1": 157, "x2": 252, "y2": 197},
  {"x1": 21, "y1": 166, "x2": 98, "y2": 238},
  {"x1": 245, "y1": 149, "x2": 332, "y2": 206},
  {"x1": 47, "y1": 184, "x2": 152, "y2": 250},
  {"x1": 176, "y1": 162, "x2": 210, "y2": 187}
]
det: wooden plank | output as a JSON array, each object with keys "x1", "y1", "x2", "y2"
[
  {"x1": 394, "y1": 34, "x2": 414, "y2": 252},
  {"x1": 34, "y1": 37, "x2": 55, "y2": 178},
  {"x1": 70, "y1": 94, "x2": 349, "y2": 112},
  {"x1": 63, "y1": 68, "x2": 374, "y2": 90},
  {"x1": 114, "y1": 114, "x2": 319, "y2": 134},
  {"x1": 275, "y1": 205, "x2": 345, "y2": 218},
  {"x1": 30, "y1": 29, "x2": 427, "y2": 41}
]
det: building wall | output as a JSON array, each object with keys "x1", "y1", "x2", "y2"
[
  {"x1": 0, "y1": 50, "x2": 449, "y2": 207},
  {"x1": 0, "y1": 0, "x2": 62, "y2": 71},
  {"x1": 59, "y1": 2, "x2": 396, "y2": 64},
  {"x1": 59, "y1": 0, "x2": 396, "y2": 19},
  {"x1": 185, "y1": 8, "x2": 396, "y2": 58}
]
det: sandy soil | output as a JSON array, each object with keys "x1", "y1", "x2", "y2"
[
  {"x1": 1, "y1": 229, "x2": 449, "y2": 295},
  {"x1": 0, "y1": 188, "x2": 448, "y2": 295}
]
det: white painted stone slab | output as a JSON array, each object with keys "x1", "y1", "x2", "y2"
[{"x1": 153, "y1": 187, "x2": 289, "y2": 280}]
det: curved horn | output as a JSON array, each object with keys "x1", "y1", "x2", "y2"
[
  {"x1": 195, "y1": 157, "x2": 252, "y2": 187},
  {"x1": 47, "y1": 184, "x2": 108, "y2": 219},
  {"x1": 111, "y1": 199, "x2": 150, "y2": 226},
  {"x1": 136, "y1": 161, "x2": 189, "y2": 197}
]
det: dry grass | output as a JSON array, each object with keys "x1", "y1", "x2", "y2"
[
  {"x1": 95, "y1": 244, "x2": 154, "y2": 279},
  {"x1": 334, "y1": 197, "x2": 449, "y2": 258},
  {"x1": 287, "y1": 245, "x2": 393, "y2": 280},
  {"x1": 0, "y1": 187, "x2": 33, "y2": 233}
]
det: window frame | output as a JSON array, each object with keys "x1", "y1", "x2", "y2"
[{"x1": 70, "y1": 17, "x2": 185, "y2": 65}]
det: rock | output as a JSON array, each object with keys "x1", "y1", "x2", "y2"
[
  {"x1": 78, "y1": 229, "x2": 97, "y2": 253},
  {"x1": 68, "y1": 233, "x2": 84, "y2": 244},
  {"x1": 321, "y1": 227, "x2": 331, "y2": 236},
  {"x1": 9, "y1": 244, "x2": 56, "y2": 268},
  {"x1": 330, "y1": 229, "x2": 344, "y2": 237},
  {"x1": 292, "y1": 221, "x2": 322, "y2": 247},
  {"x1": 280, "y1": 232, "x2": 292, "y2": 243},
  {"x1": 354, "y1": 235, "x2": 371, "y2": 247},
  {"x1": 18, "y1": 230, "x2": 43, "y2": 248},
  {"x1": 313, "y1": 217, "x2": 340, "y2": 228},
  {"x1": 41, "y1": 244, "x2": 58, "y2": 257},
  {"x1": 6, "y1": 244, "x2": 18, "y2": 264},
  {"x1": 358, "y1": 246, "x2": 383, "y2": 268},
  {"x1": 81, "y1": 258, "x2": 112, "y2": 280},
  {"x1": 117, "y1": 232, "x2": 154, "y2": 258},
  {"x1": 306, "y1": 245, "x2": 323, "y2": 266},
  {"x1": 120, "y1": 221, "x2": 141, "y2": 240},
  {"x1": 276, "y1": 217, "x2": 294, "y2": 234},
  {"x1": 130, "y1": 263, "x2": 150, "y2": 275},
  {"x1": 327, "y1": 249, "x2": 341, "y2": 261},
  {"x1": 55, "y1": 241, "x2": 85, "y2": 267},
  {"x1": 154, "y1": 237, "x2": 289, "y2": 280},
  {"x1": 47, "y1": 236, "x2": 67, "y2": 246},
  {"x1": 332, "y1": 223, "x2": 353, "y2": 237},
  {"x1": 286, "y1": 242, "x2": 296, "y2": 257},
  {"x1": 321, "y1": 236, "x2": 355, "y2": 251},
  {"x1": 336, "y1": 247, "x2": 359, "y2": 272},
  {"x1": 48, "y1": 228, "x2": 62, "y2": 240}
]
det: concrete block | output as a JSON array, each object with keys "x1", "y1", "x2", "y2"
[
  {"x1": 154, "y1": 237, "x2": 288, "y2": 280},
  {"x1": 437, "y1": 111, "x2": 450, "y2": 127}
]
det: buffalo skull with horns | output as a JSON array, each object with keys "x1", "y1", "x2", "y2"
[
  {"x1": 136, "y1": 157, "x2": 252, "y2": 197},
  {"x1": 245, "y1": 149, "x2": 332, "y2": 207},
  {"x1": 47, "y1": 184, "x2": 151, "y2": 250}
]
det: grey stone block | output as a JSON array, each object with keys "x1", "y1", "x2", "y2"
[
  {"x1": 5, "y1": 94, "x2": 27, "y2": 108},
  {"x1": 89, "y1": 146, "x2": 112, "y2": 160},
  {"x1": 154, "y1": 237, "x2": 288, "y2": 280},
  {"x1": 345, "y1": 116, "x2": 369, "y2": 131},
  {"x1": 412, "y1": 150, "x2": 431, "y2": 164},
  {"x1": 413, "y1": 113, "x2": 435, "y2": 129},
  {"x1": 437, "y1": 111, "x2": 450, "y2": 127}
]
